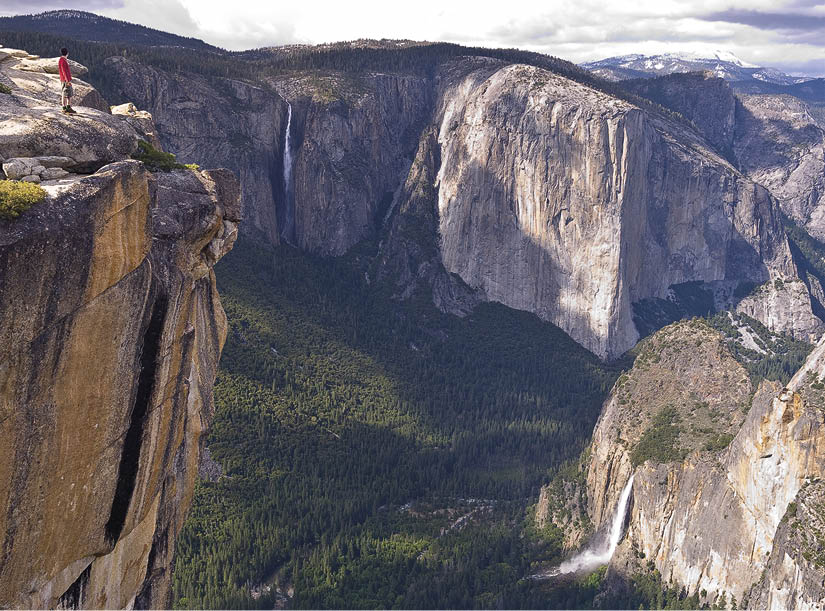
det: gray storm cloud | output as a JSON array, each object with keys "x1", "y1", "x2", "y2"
[{"x1": 704, "y1": 8, "x2": 825, "y2": 31}]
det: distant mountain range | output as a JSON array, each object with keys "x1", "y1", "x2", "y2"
[
  {"x1": 0, "y1": 10, "x2": 215, "y2": 50},
  {"x1": 581, "y1": 51, "x2": 813, "y2": 85}
]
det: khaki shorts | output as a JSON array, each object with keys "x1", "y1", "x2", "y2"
[{"x1": 61, "y1": 82, "x2": 73, "y2": 98}]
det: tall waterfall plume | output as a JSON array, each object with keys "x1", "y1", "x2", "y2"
[
  {"x1": 281, "y1": 102, "x2": 295, "y2": 242},
  {"x1": 548, "y1": 474, "x2": 635, "y2": 576}
]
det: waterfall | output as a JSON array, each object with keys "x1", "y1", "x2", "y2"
[
  {"x1": 549, "y1": 474, "x2": 635, "y2": 576},
  {"x1": 281, "y1": 102, "x2": 294, "y2": 242}
]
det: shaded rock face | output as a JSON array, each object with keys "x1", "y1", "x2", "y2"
[
  {"x1": 735, "y1": 93, "x2": 825, "y2": 240},
  {"x1": 622, "y1": 71, "x2": 737, "y2": 159},
  {"x1": 105, "y1": 56, "x2": 285, "y2": 245},
  {"x1": 106, "y1": 60, "x2": 433, "y2": 256},
  {"x1": 373, "y1": 127, "x2": 479, "y2": 314},
  {"x1": 585, "y1": 321, "x2": 825, "y2": 607},
  {"x1": 270, "y1": 72, "x2": 433, "y2": 255},
  {"x1": 433, "y1": 61, "x2": 793, "y2": 358},
  {"x1": 0, "y1": 161, "x2": 239, "y2": 610}
]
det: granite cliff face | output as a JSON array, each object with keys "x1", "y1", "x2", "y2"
[
  {"x1": 578, "y1": 321, "x2": 825, "y2": 607},
  {"x1": 102, "y1": 51, "x2": 818, "y2": 359},
  {"x1": 0, "y1": 51, "x2": 239, "y2": 609},
  {"x1": 269, "y1": 71, "x2": 433, "y2": 254},
  {"x1": 105, "y1": 56, "x2": 284, "y2": 245},
  {"x1": 106, "y1": 59, "x2": 432, "y2": 256},
  {"x1": 747, "y1": 479, "x2": 825, "y2": 609},
  {"x1": 619, "y1": 74, "x2": 825, "y2": 249},
  {"x1": 622, "y1": 71, "x2": 738, "y2": 159},
  {"x1": 432, "y1": 60, "x2": 795, "y2": 358},
  {"x1": 735, "y1": 93, "x2": 825, "y2": 240}
]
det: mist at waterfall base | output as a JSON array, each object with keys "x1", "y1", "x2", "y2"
[{"x1": 545, "y1": 474, "x2": 635, "y2": 578}]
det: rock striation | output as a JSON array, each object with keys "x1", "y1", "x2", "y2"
[{"x1": 0, "y1": 50, "x2": 239, "y2": 609}]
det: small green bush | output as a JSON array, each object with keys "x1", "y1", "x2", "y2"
[
  {"x1": 0, "y1": 180, "x2": 46, "y2": 219},
  {"x1": 132, "y1": 140, "x2": 198, "y2": 172},
  {"x1": 703, "y1": 432, "x2": 734, "y2": 452},
  {"x1": 0, "y1": 83, "x2": 11, "y2": 95},
  {"x1": 630, "y1": 406, "x2": 687, "y2": 466}
]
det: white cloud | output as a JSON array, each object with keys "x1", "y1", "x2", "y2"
[{"x1": 16, "y1": 0, "x2": 824, "y2": 75}]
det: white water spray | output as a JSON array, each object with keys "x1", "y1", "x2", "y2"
[
  {"x1": 281, "y1": 102, "x2": 294, "y2": 241},
  {"x1": 283, "y1": 103, "x2": 293, "y2": 191},
  {"x1": 549, "y1": 474, "x2": 635, "y2": 576}
]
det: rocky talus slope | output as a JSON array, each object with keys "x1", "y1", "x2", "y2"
[
  {"x1": 104, "y1": 53, "x2": 817, "y2": 359},
  {"x1": 569, "y1": 320, "x2": 825, "y2": 607},
  {"x1": 0, "y1": 50, "x2": 239, "y2": 608}
]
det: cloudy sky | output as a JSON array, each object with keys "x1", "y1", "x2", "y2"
[{"x1": 1, "y1": 0, "x2": 824, "y2": 76}]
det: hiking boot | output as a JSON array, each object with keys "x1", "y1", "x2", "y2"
[
  {"x1": 65, "y1": 105, "x2": 77, "y2": 114},
  {"x1": 61, "y1": 105, "x2": 69, "y2": 113}
]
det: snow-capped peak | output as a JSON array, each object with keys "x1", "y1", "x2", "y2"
[{"x1": 708, "y1": 50, "x2": 757, "y2": 68}]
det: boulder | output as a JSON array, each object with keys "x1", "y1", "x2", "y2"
[
  {"x1": 21, "y1": 174, "x2": 40, "y2": 183},
  {"x1": 72, "y1": 83, "x2": 110, "y2": 113},
  {"x1": 2, "y1": 158, "x2": 32, "y2": 180},
  {"x1": 40, "y1": 167, "x2": 69, "y2": 181},
  {"x1": 35, "y1": 156, "x2": 74, "y2": 169},
  {"x1": 111, "y1": 102, "x2": 162, "y2": 148},
  {"x1": 0, "y1": 49, "x2": 30, "y2": 60}
]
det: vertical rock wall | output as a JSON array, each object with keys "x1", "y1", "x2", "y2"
[
  {"x1": 583, "y1": 322, "x2": 825, "y2": 606},
  {"x1": 433, "y1": 61, "x2": 794, "y2": 358},
  {"x1": 0, "y1": 161, "x2": 240, "y2": 609}
]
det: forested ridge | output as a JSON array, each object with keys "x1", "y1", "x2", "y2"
[{"x1": 0, "y1": 28, "x2": 695, "y2": 128}]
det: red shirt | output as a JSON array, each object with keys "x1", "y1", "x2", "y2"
[{"x1": 58, "y1": 56, "x2": 71, "y2": 83}]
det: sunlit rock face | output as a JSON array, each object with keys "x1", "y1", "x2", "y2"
[
  {"x1": 0, "y1": 53, "x2": 240, "y2": 609},
  {"x1": 584, "y1": 320, "x2": 825, "y2": 607},
  {"x1": 106, "y1": 53, "x2": 814, "y2": 359},
  {"x1": 432, "y1": 60, "x2": 793, "y2": 358},
  {"x1": 0, "y1": 161, "x2": 239, "y2": 610}
]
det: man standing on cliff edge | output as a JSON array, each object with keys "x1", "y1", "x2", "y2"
[{"x1": 58, "y1": 48, "x2": 76, "y2": 114}]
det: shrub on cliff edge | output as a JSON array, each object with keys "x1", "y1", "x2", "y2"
[
  {"x1": 132, "y1": 140, "x2": 199, "y2": 171},
  {"x1": 0, "y1": 180, "x2": 46, "y2": 219}
]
